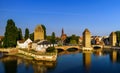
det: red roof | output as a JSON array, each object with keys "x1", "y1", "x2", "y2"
[{"x1": 0, "y1": 36, "x2": 4, "y2": 40}]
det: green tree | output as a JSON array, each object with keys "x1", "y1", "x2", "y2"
[
  {"x1": 70, "y1": 34, "x2": 79, "y2": 44},
  {"x1": 41, "y1": 24, "x2": 46, "y2": 39},
  {"x1": 70, "y1": 39, "x2": 77, "y2": 45},
  {"x1": 3, "y1": 19, "x2": 18, "y2": 48},
  {"x1": 18, "y1": 28, "x2": 23, "y2": 40},
  {"x1": 51, "y1": 32, "x2": 56, "y2": 46},
  {"x1": 24, "y1": 28, "x2": 29, "y2": 40},
  {"x1": 30, "y1": 32, "x2": 34, "y2": 41},
  {"x1": 64, "y1": 34, "x2": 79, "y2": 45},
  {"x1": 46, "y1": 35, "x2": 52, "y2": 42},
  {"x1": 116, "y1": 31, "x2": 120, "y2": 46}
]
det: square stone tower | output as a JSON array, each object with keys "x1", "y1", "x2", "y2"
[
  {"x1": 83, "y1": 28, "x2": 91, "y2": 48},
  {"x1": 34, "y1": 25, "x2": 44, "y2": 41},
  {"x1": 109, "y1": 32, "x2": 116, "y2": 46}
]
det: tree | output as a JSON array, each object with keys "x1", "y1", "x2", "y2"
[
  {"x1": 51, "y1": 32, "x2": 56, "y2": 46},
  {"x1": 46, "y1": 35, "x2": 52, "y2": 42},
  {"x1": 64, "y1": 34, "x2": 79, "y2": 45},
  {"x1": 41, "y1": 24, "x2": 46, "y2": 39},
  {"x1": 70, "y1": 39, "x2": 77, "y2": 45},
  {"x1": 18, "y1": 28, "x2": 23, "y2": 40},
  {"x1": 116, "y1": 31, "x2": 120, "y2": 46},
  {"x1": 30, "y1": 32, "x2": 34, "y2": 41},
  {"x1": 3, "y1": 19, "x2": 18, "y2": 48},
  {"x1": 24, "y1": 28, "x2": 29, "y2": 40}
]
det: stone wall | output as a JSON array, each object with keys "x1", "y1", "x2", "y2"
[
  {"x1": 18, "y1": 49, "x2": 57, "y2": 61},
  {"x1": 0, "y1": 48, "x2": 57, "y2": 61}
]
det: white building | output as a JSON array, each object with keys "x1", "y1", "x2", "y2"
[
  {"x1": 32, "y1": 40, "x2": 57, "y2": 52},
  {"x1": 17, "y1": 38, "x2": 32, "y2": 48}
]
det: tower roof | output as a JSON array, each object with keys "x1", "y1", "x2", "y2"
[
  {"x1": 35, "y1": 25, "x2": 44, "y2": 32},
  {"x1": 83, "y1": 28, "x2": 90, "y2": 34},
  {"x1": 84, "y1": 28, "x2": 90, "y2": 32}
]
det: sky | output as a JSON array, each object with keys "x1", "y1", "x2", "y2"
[{"x1": 0, "y1": 0, "x2": 120, "y2": 37}]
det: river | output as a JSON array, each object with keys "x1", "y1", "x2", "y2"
[{"x1": 0, "y1": 49, "x2": 120, "y2": 73}]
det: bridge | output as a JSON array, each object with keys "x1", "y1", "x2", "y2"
[
  {"x1": 92, "y1": 45, "x2": 103, "y2": 48},
  {"x1": 55, "y1": 46, "x2": 80, "y2": 51},
  {"x1": 55, "y1": 45, "x2": 103, "y2": 51}
]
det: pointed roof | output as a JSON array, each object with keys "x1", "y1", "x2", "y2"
[
  {"x1": 83, "y1": 28, "x2": 90, "y2": 34},
  {"x1": 35, "y1": 25, "x2": 44, "y2": 32},
  {"x1": 110, "y1": 32, "x2": 116, "y2": 36},
  {"x1": 84, "y1": 28, "x2": 90, "y2": 32}
]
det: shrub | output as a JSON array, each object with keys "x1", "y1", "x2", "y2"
[{"x1": 46, "y1": 47, "x2": 55, "y2": 52}]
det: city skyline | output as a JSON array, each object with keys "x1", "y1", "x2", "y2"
[{"x1": 0, "y1": 0, "x2": 120, "y2": 36}]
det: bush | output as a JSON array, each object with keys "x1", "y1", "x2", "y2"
[{"x1": 46, "y1": 47, "x2": 55, "y2": 52}]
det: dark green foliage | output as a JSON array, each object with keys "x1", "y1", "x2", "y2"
[
  {"x1": 46, "y1": 36, "x2": 52, "y2": 42},
  {"x1": 46, "y1": 47, "x2": 55, "y2": 52},
  {"x1": 116, "y1": 31, "x2": 120, "y2": 46},
  {"x1": 24, "y1": 28, "x2": 29, "y2": 40},
  {"x1": 3, "y1": 19, "x2": 18, "y2": 48},
  {"x1": 18, "y1": 28, "x2": 23, "y2": 40},
  {"x1": 51, "y1": 32, "x2": 56, "y2": 45},
  {"x1": 64, "y1": 34, "x2": 79, "y2": 45},
  {"x1": 41, "y1": 24, "x2": 46, "y2": 39},
  {"x1": 30, "y1": 32, "x2": 34, "y2": 41}
]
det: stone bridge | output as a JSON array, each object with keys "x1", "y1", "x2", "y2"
[
  {"x1": 55, "y1": 46, "x2": 80, "y2": 51},
  {"x1": 92, "y1": 45, "x2": 103, "y2": 48}
]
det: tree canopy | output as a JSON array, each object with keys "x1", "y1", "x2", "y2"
[
  {"x1": 24, "y1": 28, "x2": 29, "y2": 40},
  {"x1": 116, "y1": 31, "x2": 120, "y2": 46},
  {"x1": 18, "y1": 28, "x2": 23, "y2": 40},
  {"x1": 51, "y1": 32, "x2": 56, "y2": 44},
  {"x1": 41, "y1": 24, "x2": 46, "y2": 39},
  {"x1": 3, "y1": 19, "x2": 18, "y2": 48},
  {"x1": 30, "y1": 32, "x2": 34, "y2": 41}
]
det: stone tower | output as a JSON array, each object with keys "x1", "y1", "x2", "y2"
[
  {"x1": 34, "y1": 25, "x2": 44, "y2": 41},
  {"x1": 83, "y1": 28, "x2": 91, "y2": 47},
  {"x1": 109, "y1": 32, "x2": 116, "y2": 46}
]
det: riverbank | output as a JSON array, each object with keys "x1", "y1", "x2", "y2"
[{"x1": 0, "y1": 48, "x2": 57, "y2": 61}]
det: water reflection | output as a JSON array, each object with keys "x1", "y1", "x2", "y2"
[
  {"x1": 0, "y1": 55, "x2": 56, "y2": 73},
  {"x1": 2, "y1": 56, "x2": 17, "y2": 73},
  {"x1": 110, "y1": 50, "x2": 120, "y2": 63},
  {"x1": 0, "y1": 49, "x2": 120, "y2": 73},
  {"x1": 83, "y1": 52, "x2": 91, "y2": 70}
]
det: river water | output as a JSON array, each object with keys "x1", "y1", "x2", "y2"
[{"x1": 0, "y1": 49, "x2": 120, "y2": 73}]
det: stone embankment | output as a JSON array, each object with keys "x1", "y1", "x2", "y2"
[
  {"x1": 18, "y1": 49, "x2": 57, "y2": 61},
  {"x1": 0, "y1": 48, "x2": 57, "y2": 61}
]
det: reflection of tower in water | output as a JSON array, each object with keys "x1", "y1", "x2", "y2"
[
  {"x1": 83, "y1": 53, "x2": 91, "y2": 70},
  {"x1": 110, "y1": 50, "x2": 117, "y2": 63}
]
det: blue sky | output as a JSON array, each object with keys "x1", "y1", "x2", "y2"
[{"x1": 0, "y1": 0, "x2": 120, "y2": 36}]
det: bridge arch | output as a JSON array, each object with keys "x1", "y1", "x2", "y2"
[
  {"x1": 56, "y1": 48, "x2": 65, "y2": 52},
  {"x1": 55, "y1": 46, "x2": 80, "y2": 51},
  {"x1": 92, "y1": 45, "x2": 103, "y2": 49}
]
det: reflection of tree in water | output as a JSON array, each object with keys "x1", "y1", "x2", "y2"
[
  {"x1": 0, "y1": 56, "x2": 57, "y2": 73},
  {"x1": 2, "y1": 56, "x2": 17, "y2": 73}
]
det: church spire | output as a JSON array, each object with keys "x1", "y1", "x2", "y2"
[{"x1": 62, "y1": 28, "x2": 64, "y2": 35}]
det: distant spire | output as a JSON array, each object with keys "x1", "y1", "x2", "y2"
[{"x1": 62, "y1": 28, "x2": 64, "y2": 35}]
